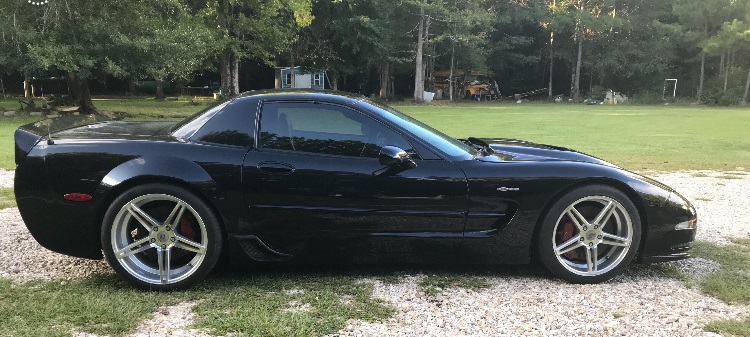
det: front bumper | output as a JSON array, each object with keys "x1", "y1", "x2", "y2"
[{"x1": 638, "y1": 191, "x2": 697, "y2": 263}]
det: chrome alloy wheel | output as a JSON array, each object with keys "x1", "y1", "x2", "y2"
[
  {"x1": 552, "y1": 196, "x2": 633, "y2": 276},
  {"x1": 111, "y1": 194, "x2": 208, "y2": 285}
]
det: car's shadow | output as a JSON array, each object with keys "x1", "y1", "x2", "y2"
[
  {"x1": 207, "y1": 256, "x2": 545, "y2": 286},
  {"x1": 199, "y1": 254, "x2": 683, "y2": 289}
]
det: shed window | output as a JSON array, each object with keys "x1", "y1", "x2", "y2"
[{"x1": 313, "y1": 73, "x2": 322, "y2": 86}]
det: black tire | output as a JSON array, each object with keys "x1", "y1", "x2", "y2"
[
  {"x1": 101, "y1": 183, "x2": 223, "y2": 290},
  {"x1": 537, "y1": 185, "x2": 641, "y2": 284}
]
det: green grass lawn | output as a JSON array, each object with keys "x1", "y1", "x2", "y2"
[
  {"x1": 0, "y1": 271, "x2": 393, "y2": 337},
  {"x1": 0, "y1": 188, "x2": 16, "y2": 209},
  {"x1": 93, "y1": 96, "x2": 212, "y2": 119},
  {"x1": 0, "y1": 116, "x2": 47, "y2": 170},
  {"x1": 2, "y1": 97, "x2": 748, "y2": 171},
  {"x1": 678, "y1": 239, "x2": 750, "y2": 336},
  {"x1": 393, "y1": 102, "x2": 750, "y2": 171}
]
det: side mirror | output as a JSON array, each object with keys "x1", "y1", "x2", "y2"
[{"x1": 379, "y1": 146, "x2": 417, "y2": 169}]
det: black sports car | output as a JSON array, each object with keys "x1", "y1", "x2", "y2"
[{"x1": 14, "y1": 90, "x2": 697, "y2": 290}]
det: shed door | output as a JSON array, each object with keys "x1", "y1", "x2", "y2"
[{"x1": 295, "y1": 74, "x2": 312, "y2": 88}]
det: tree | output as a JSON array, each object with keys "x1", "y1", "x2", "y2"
[
  {"x1": 16, "y1": 0, "x2": 218, "y2": 112},
  {"x1": 705, "y1": 9, "x2": 750, "y2": 104},
  {"x1": 199, "y1": 0, "x2": 313, "y2": 96},
  {"x1": 296, "y1": 0, "x2": 414, "y2": 98},
  {"x1": 432, "y1": 0, "x2": 493, "y2": 101},
  {"x1": 131, "y1": 1, "x2": 215, "y2": 100},
  {"x1": 672, "y1": 0, "x2": 733, "y2": 102},
  {"x1": 24, "y1": 0, "x2": 135, "y2": 113},
  {"x1": 0, "y1": 0, "x2": 46, "y2": 109},
  {"x1": 414, "y1": 3, "x2": 429, "y2": 102},
  {"x1": 571, "y1": 0, "x2": 586, "y2": 101}
]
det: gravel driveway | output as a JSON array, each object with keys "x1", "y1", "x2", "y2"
[{"x1": 2, "y1": 169, "x2": 749, "y2": 336}]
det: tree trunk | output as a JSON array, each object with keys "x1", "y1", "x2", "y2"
[
  {"x1": 22, "y1": 75, "x2": 35, "y2": 112},
  {"x1": 155, "y1": 79, "x2": 165, "y2": 101},
  {"x1": 548, "y1": 30, "x2": 554, "y2": 98},
  {"x1": 413, "y1": 6, "x2": 425, "y2": 102},
  {"x1": 67, "y1": 71, "x2": 96, "y2": 114},
  {"x1": 697, "y1": 23, "x2": 707, "y2": 103},
  {"x1": 217, "y1": 0, "x2": 239, "y2": 96},
  {"x1": 220, "y1": 51, "x2": 230, "y2": 94},
  {"x1": 697, "y1": 51, "x2": 705, "y2": 103},
  {"x1": 570, "y1": 70, "x2": 575, "y2": 98},
  {"x1": 289, "y1": 47, "x2": 296, "y2": 88},
  {"x1": 78, "y1": 79, "x2": 95, "y2": 114},
  {"x1": 220, "y1": 50, "x2": 240, "y2": 96},
  {"x1": 389, "y1": 75, "x2": 395, "y2": 98},
  {"x1": 231, "y1": 55, "x2": 239, "y2": 93},
  {"x1": 128, "y1": 78, "x2": 137, "y2": 95},
  {"x1": 548, "y1": 0, "x2": 556, "y2": 98},
  {"x1": 743, "y1": 65, "x2": 750, "y2": 106},
  {"x1": 23, "y1": 76, "x2": 31, "y2": 99},
  {"x1": 423, "y1": 14, "x2": 431, "y2": 92},
  {"x1": 67, "y1": 72, "x2": 80, "y2": 103},
  {"x1": 379, "y1": 59, "x2": 390, "y2": 100},
  {"x1": 333, "y1": 77, "x2": 338, "y2": 91},
  {"x1": 572, "y1": 0, "x2": 585, "y2": 102},
  {"x1": 449, "y1": 42, "x2": 455, "y2": 102},
  {"x1": 723, "y1": 53, "x2": 730, "y2": 92}
]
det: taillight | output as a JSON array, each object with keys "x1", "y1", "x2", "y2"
[{"x1": 63, "y1": 193, "x2": 93, "y2": 202}]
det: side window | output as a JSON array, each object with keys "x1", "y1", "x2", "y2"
[
  {"x1": 190, "y1": 100, "x2": 254, "y2": 147},
  {"x1": 259, "y1": 102, "x2": 415, "y2": 158}
]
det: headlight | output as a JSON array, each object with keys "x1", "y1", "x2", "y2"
[{"x1": 675, "y1": 218, "x2": 697, "y2": 230}]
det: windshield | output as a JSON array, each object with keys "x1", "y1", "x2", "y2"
[{"x1": 361, "y1": 100, "x2": 476, "y2": 160}]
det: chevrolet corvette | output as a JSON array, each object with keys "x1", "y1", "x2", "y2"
[{"x1": 14, "y1": 90, "x2": 697, "y2": 290}]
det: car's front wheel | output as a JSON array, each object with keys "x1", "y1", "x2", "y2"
[
  {"x1": 101, "y1": 184, "x2": 222, "y2": 290},
  {"x1": 537, "y1": 185, "x2": 641, "y2": 284}
]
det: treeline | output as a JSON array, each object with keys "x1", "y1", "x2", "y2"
[{"x1": 1, "y1": 0, "x2": 749, "y2": 112}]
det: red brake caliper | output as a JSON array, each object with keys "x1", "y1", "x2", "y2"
[
  {"x1": 179, "y1": 217, "x2": 197, "y2": 242},
  {"x1": 558, "y1": 222, "x2": 577, "y2": 259}
]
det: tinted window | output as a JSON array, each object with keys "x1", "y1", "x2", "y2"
[
  {"x1": 361, "y1": 100, "x2": 476, "y2": 160},
  {"x1": 190, "y1": 99, "x2": 254, "y2": 147},
  {"x1": 171, "y1": 99, "x2": 232, "y2": 139},
  {"x1": 260, "y1": 102, "x2": 415, "y2": 158}
]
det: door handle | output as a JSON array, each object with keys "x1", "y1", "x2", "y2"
[{"x1": 257, "y1": 161, "x2": 295, "y2": 175}]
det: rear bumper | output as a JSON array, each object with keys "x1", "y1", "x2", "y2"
[{"x1": 15, "y1": 152, "x2": 103, "y2": 260}]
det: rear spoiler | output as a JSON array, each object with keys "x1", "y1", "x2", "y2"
[{"x1": 14, "y1": 115, "x2": 111, "y2": 165}]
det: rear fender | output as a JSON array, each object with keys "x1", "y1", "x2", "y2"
[{"x1": 95, "y1": 156, "x2": 219, "y2": 211}]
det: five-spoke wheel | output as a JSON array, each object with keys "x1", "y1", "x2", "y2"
[
  {"x1": 538, "y1": 185, "x2": 641, "y2": 283},
  {"x1": 102, "y1": 184, "x2": 222, "y2": 290}
]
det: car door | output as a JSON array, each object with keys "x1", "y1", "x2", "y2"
[{"x1": 242, "y1": 100, "x2": 469, "y2": 256}]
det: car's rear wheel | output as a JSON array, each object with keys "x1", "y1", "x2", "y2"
[
  {"x1": 537, "y1": 185, "x2": 641, "y2": 284},
  {"x1": 102, "y1": 184, "x2": 222, "y2": 290}
]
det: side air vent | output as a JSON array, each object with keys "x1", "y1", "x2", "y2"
[{"x1": 234, "y1": 235, "x2": 292, "y2": 262}]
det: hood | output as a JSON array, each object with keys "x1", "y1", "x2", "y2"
[{"x1": 476, "y1": 138, "x2": 617, "y2": 167}]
